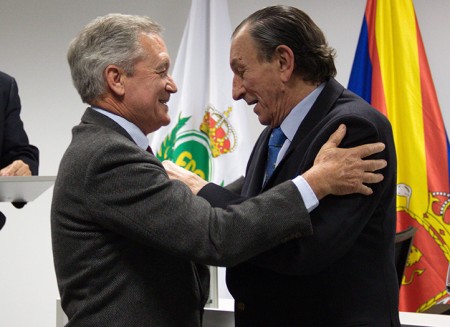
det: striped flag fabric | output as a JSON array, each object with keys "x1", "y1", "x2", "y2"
[{"x1": 348, "y1": 0, "x2": 450, "y2": 312}]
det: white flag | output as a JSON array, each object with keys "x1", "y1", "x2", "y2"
[{"x1": 151, "y1": 0, "x2": 252, "y2": 186}]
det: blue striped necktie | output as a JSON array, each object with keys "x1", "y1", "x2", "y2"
[{"x1": 265, "y1": 127, "x2": 286, "y2": 180}]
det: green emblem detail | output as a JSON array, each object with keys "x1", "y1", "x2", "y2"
[
  {"x1": 172, "y1": 131, "x2": 212, "y2": 181},
  {"x1": 156, "y1": 114, "x2": 212, "y2": 181},
  {"x1": 156, "y1": 113, "x2": 190, "y2": 161}
]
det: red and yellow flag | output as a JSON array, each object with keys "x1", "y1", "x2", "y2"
[{"x1": 348, "y1": 0, "x2": 450, "y2": 312}]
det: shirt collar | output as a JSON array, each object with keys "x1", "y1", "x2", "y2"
[
  {"x1": 91, "y1": 107, "x2": 149, "y2": 150},
  {"x1": 280, "y1": 82, "x2": 325, "y2": 141}
]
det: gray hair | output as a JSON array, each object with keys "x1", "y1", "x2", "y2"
[
  {"x1": 67, "y1": 13, "x2": 162, "y2": 103},
  {"x1": 233, "y1": 5, "x2": 336, "y2": 83}
]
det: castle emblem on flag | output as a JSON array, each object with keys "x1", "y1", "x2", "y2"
[
  {"x1": 200, "y1": 105, "x2": 237, "y2": 158},
  {"x1": 156, "y1": 105, "x2": 238, "y2": 181},
  {"x1": 397, "y1": 184, "x2": 450, "y2": 311}
]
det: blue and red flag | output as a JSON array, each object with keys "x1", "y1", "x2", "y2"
[{"x1": 348, "y1": 0, "x2": 450, "y2": 312}]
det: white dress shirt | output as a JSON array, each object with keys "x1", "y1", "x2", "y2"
[{"x1": 277, "y1": 83, "x2": 325, "y2": 212}]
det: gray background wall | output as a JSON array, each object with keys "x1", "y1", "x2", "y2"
[{"x1": 0, "y1": 1, "x2": 448, "y2": 326}]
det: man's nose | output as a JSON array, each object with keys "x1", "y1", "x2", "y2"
[
  {"x1": 232, "y1": 75, "x2": 245, "y2": 100},
  {"x1": 166, "y1": 75, "x2": 177, "y2": 93}
]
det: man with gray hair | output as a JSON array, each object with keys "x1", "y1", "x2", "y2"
[{"x1": 52, "y1": 13, "x2": 386, "y2": 326}]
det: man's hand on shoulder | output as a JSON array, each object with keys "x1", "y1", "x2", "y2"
[{"x1": 303, "y1": 124, "x2": 386, "y2": 200}]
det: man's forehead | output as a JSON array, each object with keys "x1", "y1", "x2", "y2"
[
  {"x1": 139, "y1": 33, "x2": 171, "y2": 62},
  {"x1": 140, "y1": 33, "x2": 165, "y2": 48},
  {"x1": 230, "y1": 34, "x2": 255, "y2": 66}
]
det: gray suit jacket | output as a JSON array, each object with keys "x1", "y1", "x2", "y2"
[{"x1": 51, "y1": 108, "x2": 313, "y2": 327}]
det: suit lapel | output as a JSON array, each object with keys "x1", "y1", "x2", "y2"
[
  {"x1": 290, "y1": 79, "x2": 344, "y2": 149},
  {"x1": 262, "y1": 78, "x2": 345, "y2": 191},
  {"x1": 242, "y1": 127, "x2": 271, "y2": 197}
]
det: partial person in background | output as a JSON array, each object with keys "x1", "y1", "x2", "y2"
[
  {"x1": 0, "y1": 71, "x2": 39, "y2": 216},
  {"x1": 0, "y1": 71, "x2": 39, "y2": 176},
  {"x1": 165, "y1": 5, "x2": 399, "y2": 327},
  {"x1": 52, "y1": 13, "x2": 387, "y2": 327}
]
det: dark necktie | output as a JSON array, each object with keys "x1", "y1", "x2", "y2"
[
  {"x1": 265, "y1": 127, "x2": 287, "y2": 180},
  {"x1": 146, "y1": 146, "x2": 153, "y2": 155}
]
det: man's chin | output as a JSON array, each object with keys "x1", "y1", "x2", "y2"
[
  {"x1": 161, "y1": 116, "x2": 171, "y2": 126},
  {"x1": 146, "y1": 118, "x2": 170, "y2": 134},
  {"x1": 257, "y1": 115, "x2": 270, "y2": 126}
]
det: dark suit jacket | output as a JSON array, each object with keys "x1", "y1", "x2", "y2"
[
  {"x1": 51, "y1": 108, "x2": 314, "y2": 327},
  {"x1": 199, "y1": 78, "x2": 400, "y2": 326},
  {"x1": 0, "y1": 71, "x2": 39, "y2": 174}
]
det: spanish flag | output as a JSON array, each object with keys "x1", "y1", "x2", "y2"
[{"x1": 348, "y1": 0, "x2": 450, "y2": 312}]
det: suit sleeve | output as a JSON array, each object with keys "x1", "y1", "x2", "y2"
[
  {"x1": 225, "y1": 176, "x2": 245, "y2": 193},
  {"x1": 79, "y1": 140, "x2": 313, "y2": 268},
  {"x1": 198, "y1": 182, "x2": 248, "y2": 209},
  {"x1": 0, "y1": 76, "x2": 39, "y2": 174}
]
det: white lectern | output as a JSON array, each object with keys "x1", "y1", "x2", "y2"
[{"x1": 0, "y1": 176, "x2": 56, "y2": 202}]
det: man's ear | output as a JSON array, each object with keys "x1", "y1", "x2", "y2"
[
  {"x1": 104, "y1": 65, "x2": 125, "y2": 96},
  {"x1": 275, "y1": 45, "x2": 295, "y2": 82}
]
